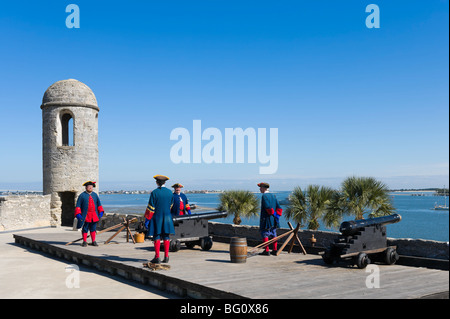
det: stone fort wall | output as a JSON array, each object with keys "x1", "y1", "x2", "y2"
[{"x1": 0, "y1": 195, "x2": 51, "y2": 231}]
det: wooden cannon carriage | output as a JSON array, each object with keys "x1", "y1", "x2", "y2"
[{"x1": 320, "y1": 214, "x2": 402, "y2": 269}]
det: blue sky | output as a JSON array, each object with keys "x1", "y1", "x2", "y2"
[{"x1": 0, "y1": 1, "x2": 448, "y2": 191}]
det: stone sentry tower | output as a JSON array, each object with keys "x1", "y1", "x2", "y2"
[{"x1": 41, "y1": 79, "x2": 99, "y2": 226}]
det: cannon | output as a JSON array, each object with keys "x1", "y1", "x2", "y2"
[
  {"x1": 320, "y1": 213, "x2": 402, "y2": 269},
  {"x1": 169, "y1": 211, "x2": 228, "y2": 252}
]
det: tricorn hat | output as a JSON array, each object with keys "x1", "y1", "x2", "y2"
[
  {"x1": 83, "y1": 181, "x2": 96, "y2": 187},
  {"x1": 171, "y1": 183, "x2": 184, "y2": 188},
  {"x1": 257, "y1": 182, "x2": 270, "y2": 188},
  {"x1": 153, "y1": 175, "x2": 169, "y2": 182}
]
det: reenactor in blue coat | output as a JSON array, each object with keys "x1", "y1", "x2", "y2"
[
  {"x1": 74, "y1": 181, "x2": 105, "y2": 247},
  {"x1": 144, "y1": 175, "x2": 175, "y2": 264},
  {"x1": 258, "y1": 182, "x2": 283, "y2": 256},
  {"x1": 171, "y1": 183, "x2": 192, "y2": 216}
]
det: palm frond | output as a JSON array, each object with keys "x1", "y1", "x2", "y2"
[
  {"x1": 285, "y1": 185, "x2": 339, "y2": 230},
  {"x1": 217, "y1": 190, "x2": 259, "y2": 225},
  {"x1": 340, "y1": 176, "x2": 395, "y2": 219}
]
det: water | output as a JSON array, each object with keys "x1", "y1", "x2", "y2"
[{"x1": 100, "y1": 191, "x2": 449, "y2": 242}]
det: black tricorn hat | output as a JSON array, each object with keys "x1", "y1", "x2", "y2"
[
  {"x1": 172, "y1": 183, "x2": 184, "y2": 188},
  {"x1": 257, "y1": 182, "x2": 270, "y2": 188},
  {"x1": 83, "y1": 181, "x2": 96, "y2": 187}
]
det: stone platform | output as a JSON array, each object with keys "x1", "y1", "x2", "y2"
[{"x1": 13, "y1": 228, "x2": 449, "y2": 299}]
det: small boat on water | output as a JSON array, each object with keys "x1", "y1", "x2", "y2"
[{"x1": 433, "y1": 187, "x2": 449, "y2": 211}]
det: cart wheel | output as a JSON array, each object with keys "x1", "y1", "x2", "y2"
[
  {"x1": 169, "y1": 239, "x2": 181, "y2": 252},
  {"x1": 200, "y1": 237, "x2": 213, "y2": 251},
  {"x1": 355, "y1": 252, "x2": 370, "y2": 269},
  {"x1": 384, "y1": 247, "x2": 399, "y2": 265}
]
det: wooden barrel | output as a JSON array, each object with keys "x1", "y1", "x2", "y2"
[
  {"x1": 134, "y1": 232, "x2": 145, "y2": 243},
  {"x1": 229, "y1": 237, "x2": 247, "y2": 263}
]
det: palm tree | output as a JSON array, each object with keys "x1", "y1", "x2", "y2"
[
  {"x1": 217, "y1": 190, "x2": 259, "y2": 225},
  {"x1": 338, "y1": 176, "x2": 395, "y2": 220},
  {"x1": 284, "y1": 185, "x2": 339, "y2": 230}
]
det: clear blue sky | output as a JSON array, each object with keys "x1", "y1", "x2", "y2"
[{"x1": 0, "y1": 1, "x2": 448, "y2": 191}]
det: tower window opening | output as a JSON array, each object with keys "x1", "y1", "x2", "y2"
[{"x1": 61, "y1": 113, "x2": 74, "y2": 146}]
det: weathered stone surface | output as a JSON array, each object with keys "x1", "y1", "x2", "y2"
[
  {"x1": 0, "y1": 79, "x2": 100, "y2": 230},
  {"x1": 41, "y1": 79, "x2": 98, "y2": 110},
  {"x1": 41, "y1": 79, "x2": 100, "y2": 226},
  {"x1": 97, "y1": 214, "x2": 144, "y2": 230},
  {"x1": 389, "y1": 238, "x2": 449, "y2": 260},
  {"x1": 0, "y1": 195, "x2": 51, "y2": 231}
]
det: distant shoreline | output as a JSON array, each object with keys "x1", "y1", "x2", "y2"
[
  {"x1": 99, "y1": 190, "x2": 224, "y2": 195},
  {"x1": 391, "y1": 190, "x2": 435, "y2": 193},
  {"x1": 103, "y1": 204, "x2": 215, "y2": 215},
  {"x1": 0, "y1": 188, "x2": 448, "y2": 196}
]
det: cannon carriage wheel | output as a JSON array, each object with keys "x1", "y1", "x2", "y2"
[
  {"x1": 169, "y1": 239, "x2": 181, "y2": 252},
  {"x1": 384, "y1": 247, "x2": 399, "y2": 265},
  {"x1": 171, "y1": 236, "x2": 214, "y2": 251},
  {"x1": 354, "y1": 252, "x2": 371, "y2": 269},
  {"x1": 200, "y1": 236, "x2": 213, "y2": 251}
]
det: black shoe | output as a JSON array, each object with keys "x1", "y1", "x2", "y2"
[
  {"x1": 92, "y1": 241, "x2": 98, "y2": 247},
  {"x1": 81, "y1": 241, "x2": 88, "y2": 247},
  {"x1": 150, "y1": 257, "x2": 161, "y2": 264},
  {"x1": 162, "y1": 256, "x2": 169, "y2": 263},
  {"x1": 259, "y1": 250, "x2": 270, "y2": 256},
  {"x1": 270, "y1": 250, "x2": 278, "y2": 256}
]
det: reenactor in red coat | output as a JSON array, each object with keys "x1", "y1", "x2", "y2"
[{"x1": 74, "y1": 181, "x2": 105, "y2": 247}]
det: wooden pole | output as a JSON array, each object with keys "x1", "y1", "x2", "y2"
[
  {"x1": 104, "y1": 217, "x2": 138, "y2": 245},
  {"x1": 247, "y1": 229, "x2": 294, "y2": 255},
  {"x1": 124, "y1": 218, "x2": 129, "y2": 243},
  {"x1": 65, "y1": 217, "x2": 138, "y2": 246},
  {"x1": 288, "y1": 222, "x2": 307, "y2": 255},
  {"x1": 124, "y1": 217, "x2": 136, "y2": 244},
  {"x1": 66, "y1": 222, "x2": 124, "y2": 246},
  {"x1": 104, "y1": 226, "x2": 126, "y2": 245},
  {"x1": 276, "y1": 222, "x2": 300, "y2": 256}
]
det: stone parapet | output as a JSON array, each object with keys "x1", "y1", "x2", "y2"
[{"x1": 0, "y1": 195, "x2": 51, "y2": 231}]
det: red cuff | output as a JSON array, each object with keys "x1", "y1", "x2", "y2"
[
  {"x1": 98, "y1": 205, "x2": 104, "y2": 213},
  {"x1": 75, "y1": 207, "x2": 81, "y2": 216},
  {"x1": 144, "y1": 209, "x2": 154, "y2": 220},
  {"x1": 276, "y1": 208, "x2": 283, "y2": 216},
  {"x1": 266, "y1": 208, "x2": 275, "y2": 215}
]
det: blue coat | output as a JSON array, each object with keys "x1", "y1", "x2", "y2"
[
  {"x1": 171, "y1": 192, "x2": 191, "y2": 216},
  {"x1": 259, "y1": 192, "x2": 282, "y2": 231},
  {"x1": 75, "y1": 191, "x2": 104, "y2": 229},
  {"x1": 145, "y1": 186, "x2": 175, "y2": 237}
]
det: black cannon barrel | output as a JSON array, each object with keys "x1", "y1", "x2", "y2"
[
  {"x1": 172, "y1": 211, "x2": 228, "y2": 223},
  {"x1": 339, "y1": 213, "x2": 402, "y2": 236}
]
